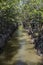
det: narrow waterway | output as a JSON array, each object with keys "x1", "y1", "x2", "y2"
[{"x1": 0, "y1": 25, "x2": 42, "y2": 65}]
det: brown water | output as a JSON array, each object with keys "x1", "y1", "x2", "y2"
[{"x1": 0, "y1": 25, "x2": 42, "y2": 65}]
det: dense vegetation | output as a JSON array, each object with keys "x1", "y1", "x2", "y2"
[
  {"x1": 0, "y1": 0, "x2": 43, "y2": 56},
  {"x1": 22, "y1": 0, "x2": 43, "y2": 56},
  {"x1": 0, "y1": 0, "x2": 20, "y2": 49}
]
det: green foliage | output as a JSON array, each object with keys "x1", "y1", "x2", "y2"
[
  {"x1": 21, "y1": 0, "x2": 43, "y2": 23},
  {"x1": 0, "y1": 0, "x2": 43, "y2": 23},
  {"x1": 0, "y1": 0, "x2": 20, "y2": 23}
]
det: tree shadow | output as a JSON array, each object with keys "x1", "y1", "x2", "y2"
[
  {"x1": 0, "y1": 33, "x2": 20, "y2": 65},
  {"x1": 26, "y1": 47, "x2": 34, "y2": 50},
  {"x1": 4, "y1": 42, "x2": 19, "y2": 61},
  {"x1": 13, "y1": 60, "x2": 28, "y2": 65},
  {"x1": 13, "y1": 60, "x2": 43, "y2": 65},
  {"x1": 28, "y1": 61, "x2": 43, "y2": 65},
  {"x1": 41, "y1": 56, "x2": 43, "y2": 65}
]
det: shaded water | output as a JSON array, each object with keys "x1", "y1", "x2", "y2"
[{"x1": 0, "y1": 25, "x2": 42, "y2": 65}]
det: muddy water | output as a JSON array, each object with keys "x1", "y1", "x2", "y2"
[{"x1": 0, "y1": 25, "x2": 42, "y2": 65}]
